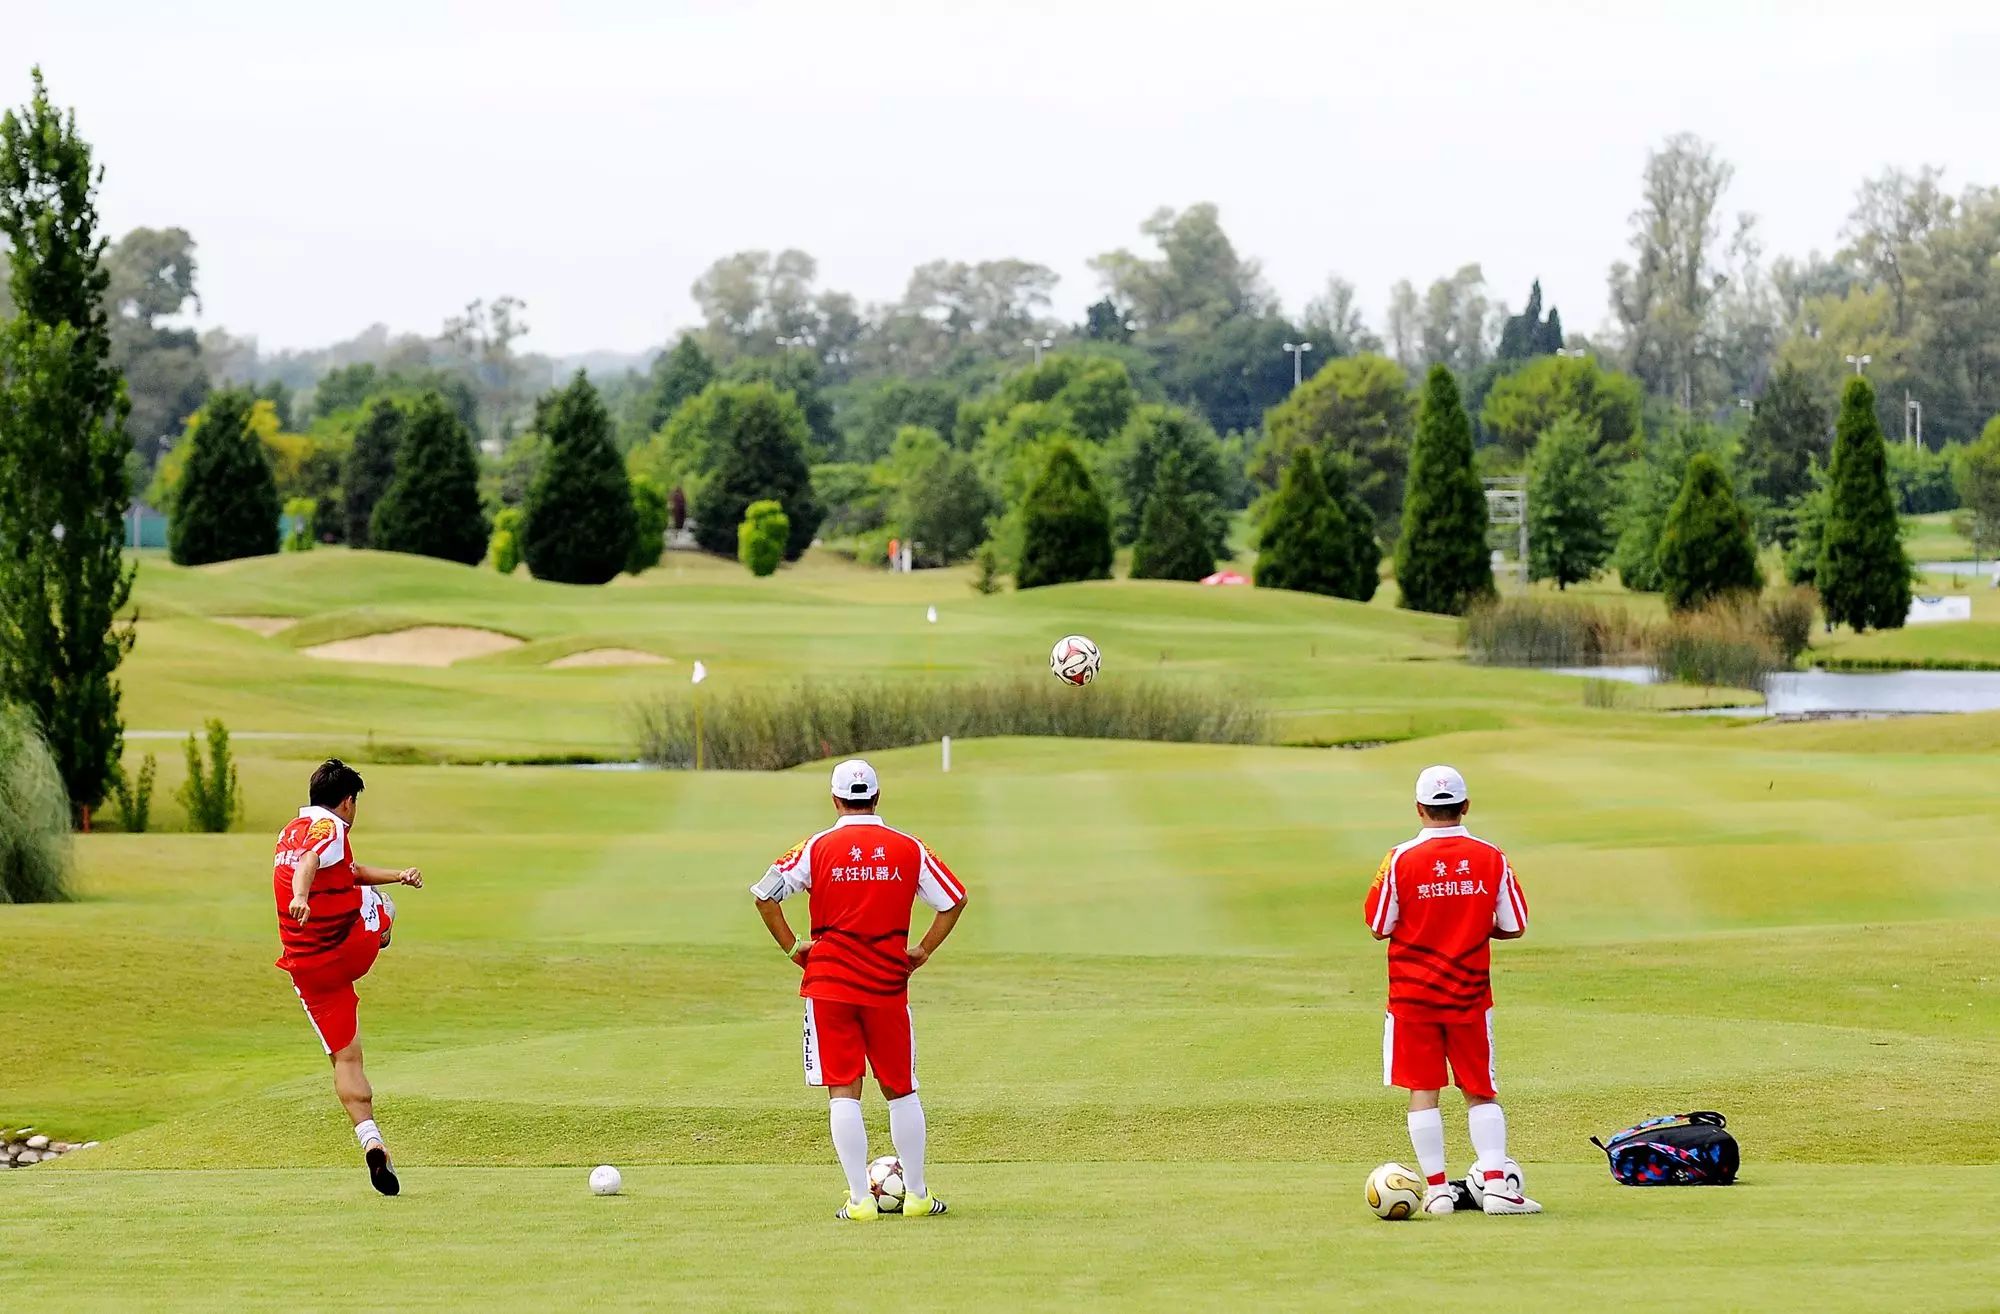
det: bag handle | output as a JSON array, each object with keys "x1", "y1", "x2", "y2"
[{"x1": 1593, "y1": 1111, "x2": 1727, "y2": 1155}]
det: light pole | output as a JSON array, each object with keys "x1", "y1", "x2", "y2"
[
  {"x1": 1282, "y1": 341, "x2": 1314, "y2": 389},
  {"x1": 1845, "y1": 353, "x2": 1872, "y2": 375},
  {"x1": 1905, "y1": 393, "x2": 1923, "y2": 447},
  {"x1": 1021, "y1": 336, "x2": 1054, "y2": 367}
]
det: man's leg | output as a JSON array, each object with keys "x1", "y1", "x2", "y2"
[
  {"x1": 298, "y1": 978, "x2": 398, "y2": 1196},
  {"x1": 1448, "y1": 1010, "x2": 1537, "y2": 1214},
  {"x1": 871, "y1": 1005, "x2": 943, "y2": 1215},
  {"x1": 1387, "y1": 1012, "x2": 1454, "y2": 1213},
  {"x1": 827, "y1": 1084, "x2": 871, "y2": 1207},
  {"x1": 807, "y1": 1000, "x2": 874, "y2": 1219}
]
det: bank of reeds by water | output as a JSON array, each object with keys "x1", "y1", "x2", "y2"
[
  {"x1": 633, "y1": 676, "x2": 1269, "y2": 771},
  {"x1": 1465, "y1": 588, "x2": 1819, "y2": 690}
]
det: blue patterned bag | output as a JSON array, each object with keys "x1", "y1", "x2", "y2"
[{"x1": 1591, "y1": 1111, "x2": 1739, "y2": 1185}]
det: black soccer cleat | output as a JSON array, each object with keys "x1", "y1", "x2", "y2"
[{"x1": 366, "y1": 1145, "x2": 400, "y2": 1197}]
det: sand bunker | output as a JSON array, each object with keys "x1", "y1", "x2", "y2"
[
  {"x1": 546, "y1": 648, "x2": 671, "y2": 669},
  {"x1": 302, "y1": 626, "x2": 524, "y2": 667},
  {"x1": 216, "y1": 616, "x2": 297, "y2": 637}
]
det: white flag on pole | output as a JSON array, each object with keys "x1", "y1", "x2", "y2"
[
  {"x1": 926, "y1": 605, "x2": 938, "y2": 624},
  {"x1": 691, "y1": 660, "x2": 708, "y2": 685}
]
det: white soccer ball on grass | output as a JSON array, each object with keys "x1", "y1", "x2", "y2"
[
  {"x1": 1050, "y1": 634, "x2": 1101, "y2": 686},
  {"x1": 867, "y1": 1154, "x2": 906, "y2": 1213},
  {"x1": 1364, "y1": 1162, "x2": 1425, "y2": 1220},
  {"x1": 589, "y1": 1164, "x2": 623, "y2": 1196}
]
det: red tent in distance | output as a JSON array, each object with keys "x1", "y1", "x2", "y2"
[{"x1": 1200, "y1": 570, "x2": 1249, "y2": 586}]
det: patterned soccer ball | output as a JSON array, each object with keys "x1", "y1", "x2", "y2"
[
  {"x1": 1464, "y1": 1158, "x2": 1524, "y2": 1207},
  {"x1": 1365, "y1": 1162, "x2": 1424, "y2": 1220},
  {"x1": 868, "y1": 1155, "x2": 906, "y2": 1213},
  {"x1": 1049, "y1": 634, "x2": 1101, "y2": 686}
]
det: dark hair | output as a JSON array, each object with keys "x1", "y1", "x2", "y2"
[
  {"x1": 310, "y1": 759, "x2": 366, "y2": 810},
  {"x1": 1418, "y1": 800, "x2": 1467, "y2": 825}
]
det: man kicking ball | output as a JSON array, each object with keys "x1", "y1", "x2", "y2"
[
  {"x1": 751, "y1": 759, "x2": 968, "y2": 1221},
  {"x1": 1363, "y1": 765, "x2": 1540, "y2": 1216},
  {"x1": 273, "y1": 759, "x2": 424, "y2": 1196}
]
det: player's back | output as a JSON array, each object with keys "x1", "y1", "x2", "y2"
[
  {"x1": 273, "y1": 808, "x2": 361, "y2": 966},
  {"x1": 1364, "y1": 826, "x2": 1526, "y2": 1020},
  {"x1": 802, "y1": 819, "x2": 931, "y2": 1003}
]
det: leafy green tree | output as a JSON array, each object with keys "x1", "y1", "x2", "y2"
[
  {"x1": 343, "y1": 398, "x2": 402, "y2": 546},
  {"x1": 1783, "y1": 461, "x2": 1832, "y2": 585},
  {"x1": 686, "y1": 382, "x2": 823, "y2": 560},
  {"x1": 1395, "y1": 366, "x2": 1494, "y2": 615},
  {"x1": 521, "y1": 372, "x2": 636, "y2": 585},
  {"x1": 1157, "y1": 313, "x2": 1304, "y2": 437},
  {"x1": 894, "y1": 451, "x2": 994, "y2": 567},
  {"x1": 370, "y1": 391, "x2": 488, "y2": 565},
  {"x1": 1819, "y1": 376, "x2": 1911, "y2": 632},
  {"x1": 1656, "y1": 453, "x2": 1762, "y2": 610},
  {"x1": 738, "y1": 499, "x2": 789, "y2": 577},
  {"x1": 1082, "y1": 297, "x2": 1134, "y2": 342},
  {"x1": 314, "y1": 363, "x2": 380, "y2": 419},
  {"x1": 1741, "y1": 362, "x2": 1830, "y2": 524},
  {"x1": 1256, "y1": 352, "x2": 1413, "y2": 535},
  {"x1": 1957, "y1": 417, "x2": 2000, "y2": 558},
  {"x1": 725, "y1": 351, "x2": 838, "y2": 458},
  {"x1": 1321, "y1": 454, "x2": 1382, "y2": 602},
  {"x1": 628, "y1": 475, "x2": 669, "y2": 574},
  {"x1": 0, "y1": 69, "x2": 137, "y2": 823},
  {"x1": 1089, "y1": 203, "x2": 1273, "y2": 334},
  {"x1": 1479, "y1": 353, "x2": 1644, "y2": 460},
  {"x1": 1107, "y1": 403, "x2": 1230, "y2": 554},
  {"x1": 167, "y1": 391, "x2": 280, "y2": 565},
  {"x1": 1130, "y1": 452, "x2": 1217, "y2": 581},
  {"x1": 1253, "y1": 448, "x2": 1350, "y2": 597},
  {"x1": 1526, "y1": 414, "x2": 1614, "y2": 588},
  {"x1": 1612, "y1": 421, "x2": 1730, "y2": 592},
  {"x1": 955, "y1": 354, "x2": 1137, "y2": 448},
  {"x1": 1496, "y1": 280, "x2": 1564, "y2": 361},
  {"x1": 641, "y1": 334, "x2": 715, "y2": 436},
  {"x1": 1015, "y1": 441, "x2": 1114, "y2": 589},
  {"x1": 835, "y1": 376, "x2": 960, "y2": 463},
  {"x1": 105, "y1": 226, "x2": 207, "y2": 454}
]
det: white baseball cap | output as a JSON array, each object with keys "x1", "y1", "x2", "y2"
[
  {"x1": 830, "y1": 758, "x2": 879, "y2": 801},
  {"x1": 1414, "y1": 764, "x2": 1468, "y2": 806}
]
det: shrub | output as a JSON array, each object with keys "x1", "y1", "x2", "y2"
[
  {"x1": 628, "y1": 476, "x2": 670, "y2": 574},
  {"x1": 489, "y1": 507, "x2": 522, "y2": 574},
  {"x1": 738, "y1": 499, "x2": 789, "y2": 577},
  {"x1": 178, "y1": 719, "x2": 240, "y2": 833},
  {"x1": 282, "y1": 497, "x2": 317, "y2": 551},
  {"x1": 1647, "y1": 606, "x2": 1781, "y2": 691},
  {"x1": 110, "y1": 752, "x2": 156, "y2": 833},
  {"x1": 1463, "y1": 597, "x2": 1649, "y2": 667},
  {"x1": 634, "y1": 676, "x2": 1267, "y2": 771},
  {"x1": 0, "y1": 706, "x2": 71, "y2": 903},
  {"x1": 1761, "y1": 586, "x2": 1819, "y2": 663},
  {"x1": 970, "y1": 542, "x2": 1005, "y2": 595}
]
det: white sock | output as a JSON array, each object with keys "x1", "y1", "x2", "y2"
[
  {"x1": 354, "y1": 1119, "x2": 382, "y2": 1150},
  {"x1": 888, "y1": 1093, "x2": 927, "y2": 1196},
  {"x1": 1406, "y1": 1108, "x2": 1446, "y2": 1185},
  {"x1": 828, "y1": 1098, "x2": 869, "y2": 1201},
  {"x1": 1468, "y1": 1103, "x2": 1508, "y2": 1179}
]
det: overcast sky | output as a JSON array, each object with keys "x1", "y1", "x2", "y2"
[{"x1": 14, "y1": 0, "x2": 2000, "y2": 357}]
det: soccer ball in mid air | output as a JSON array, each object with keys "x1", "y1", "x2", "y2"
[
  {"x1": 867, "y1": 1155, "x2": 906, "y2": 1213},
  {"x1": 1464, "y1": 1158, "x2": 1524, "y2": 1207},
  {"x1": 1050, "y1": 634, "x2": 1101, "y2": 686},
  {"x1": 589, "y1": 1164, "x2": 622, "y2": 1196},
  {"x1": 1365, "y1": 1163, "x2": 1425, "y2": 1220}
]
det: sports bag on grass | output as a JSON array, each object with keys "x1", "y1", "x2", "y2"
[{"x1": 1591, "y1": 1111, "x2": 1739, "y2": 1185}]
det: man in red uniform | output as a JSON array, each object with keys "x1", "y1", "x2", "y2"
[
  {"x1": 1363, "y1": 764, "x2": 1539, "y2": 1216},
  {"x1": 751, "y1": 758, "x2": 968, "y2": 1221},
  {"x1": 274, "y1": 759, "x2": 424, "y2": 1196}
]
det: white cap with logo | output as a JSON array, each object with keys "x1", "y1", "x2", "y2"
[
  {"x1": 1414, "y1": 764, "x2": 1468, "y2": 806},
  {"x1": 830, "y1": 758, "x2": 880, "y2": 801}
]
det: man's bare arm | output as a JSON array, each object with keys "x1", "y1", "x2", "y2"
[
  {"x1": 907, "y1": 895, "x2": 967, "y2": 970},
  {"x1": 755, "y1": 897, "x2": 811, "y2": 964},
  {"x1": 288, "y1": 851, "x2": 318, "y2": 924},
  {"x1": 354, "y1": 863, "x2": 423, "y2": 888}
]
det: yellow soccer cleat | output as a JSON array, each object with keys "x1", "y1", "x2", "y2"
[
  {"x1": 901, "y1": 1191, "x2": 948, "y2": 1217},
  {"x1": 836, "y1": 1193, "x2": 879, "y2": 1222}
]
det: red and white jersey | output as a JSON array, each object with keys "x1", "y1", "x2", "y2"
[
  {"x1": 273, "y1": 806, "x2": 362, "y2": 971},
  {"x1": 1362, "y1": 824, "x2": 1527, "y2": 1021},
  {"x1": 751, "y1": 814, "x2": 965, "y2": 1006}
]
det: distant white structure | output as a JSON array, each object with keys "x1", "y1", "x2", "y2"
[{"x1": 1907, "y1": 595, "x2": 1974, "y2": 625}]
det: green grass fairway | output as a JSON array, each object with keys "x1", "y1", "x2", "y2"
[{"x1": 7, "y1": 552, "x2": 2000, "y2": 1308}]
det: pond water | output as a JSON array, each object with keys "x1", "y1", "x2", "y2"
[
  {"x1": 1551, "y1": 666, "x2": 2000, "y2": 716},
  {"x1": 1916, "y1": 561, "x2": 1999, "y2": 580}
]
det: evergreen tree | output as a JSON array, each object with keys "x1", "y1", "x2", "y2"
[
  {"x1": 1656, "y1": 452, "x2": 1763, "y2": 611},
  {"x1": 628, "y1": 476, "x2": 669, "y2": 574},
  {"x1": 343, "y1": 398, "x2": 402, "y2": 547},
  {"x1": 1818, "y1": 376, "x2": 1912, "y2": 631},
  {"x1": 643, "y1": 334, "x2": 714, "y2": 435},
  {"x1": 520, "y1": 372, "x2": 636, "y2": 585},
  {"x1": 1321, "y1": 453, "x2": 1381, "y2": 602},
  {"x1": 1395, "y1": 365, "x2": 1494, "y2": 615},
  {"x1": 1015, "y1": 441, "x2": 1114, "y2": 589},
  {"x1": 370, "y1": 391, "x2": 488, "y2": 565},
  {"x1": 0, "y1": 68, "x2": 136, "y2": 822},
  {"x1": 1742, "y1": 363, "x2": 1830, "y2": 529},
  {"x1": 688, "y1": 382, "x2": 824, "y2": 560},
  {"x1": 1526, "y1": 413, "x2": 1614, "y2": 589},
  {"x1": 1130, "y1": 452, "x2": 1217, "y2": 581},
  {"x1": 1254, "y1": 447, "x2": 1352, "y2": 598},
  {"x1": 1108, "y1": 403, "x2": 1231, "y2": 555},
  {"x1": 167, "y1": 389, "x2": 280, "y2": 565},
  {"x1": 895, "y1": 451, "x2": 994, "y2": 567},
  {"x1": 737, "y1": 499, "x2": 789, "y2": 577},
  {"x1": 1612, "y1": 421, "x2": 1728, "y2": 592}
]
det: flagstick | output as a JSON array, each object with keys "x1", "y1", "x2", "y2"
[{"x1": 693, "y1": 684, "x2": 703, "y2": 772}]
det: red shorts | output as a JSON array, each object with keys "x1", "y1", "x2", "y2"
[
  {"x1": 287, "y1": 899, "x2": 392, "y2": 1055},
  {"x1": 1383, "y1": 1009, "x2": 1496, "y2": 1098},
  {"x1": 803, "y1": 997, "x2": 916, "y2": 1092}
]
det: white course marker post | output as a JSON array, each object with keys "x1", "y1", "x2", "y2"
[{"x1": 942, "y1": 736, "x2": 952, "y2": 773}]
